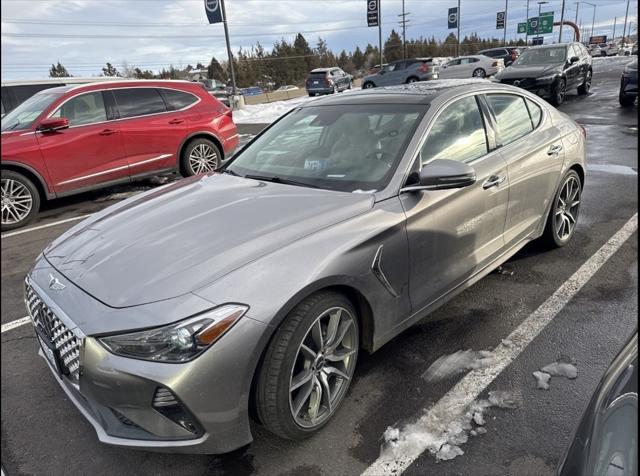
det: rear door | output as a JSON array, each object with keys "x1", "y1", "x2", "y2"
[
  {"x1": 485, "y1": 93, "x2": 564, "y2": 246},
  {"x1": 439, "y1": 59, "x2": 461, "y2": 79},
  {"x1": 401, "y1": 94, "x2": 509, "y2": 310},
  {"x1": 37, "y1": 90, "x2": 129, "y2": 194},
  {"x1": 112, "y1": 87, "x2": 186, "y2": 177}
]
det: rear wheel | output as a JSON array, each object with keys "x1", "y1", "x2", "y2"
[
  {"x1": 577, "y1": 70, "x2": 592, "y2": 95},
  {"x1": 472, "y1": 68, "x2": 486, "y2": 78},
  {"x1": 541, "y1": 170, "x2": 582, "y2": 248},
  {"x1": 406, "y1": 77, "x2": 419, "y2": 84},
  {"x1": 619, "y1": 90, "x2": 636, "y2": 107},
  {"x1": 363, "y1": 82, "x2": 375, "y2": 89},
  {"x1": 550, "y1": 78, "x2": 566, "y2": 107},
  {"x1": 256, "y1": 291, "x2": 359, "y2": 440},
  {"x1": 181, "y1": 138, "x2": 221, "y2": 176},
  {"x1": 1, "y1": 170, "x2": 40, "y2": 231}
]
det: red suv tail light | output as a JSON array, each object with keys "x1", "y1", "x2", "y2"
[
  {"x1": 224, "y1": 108, "x2": 233, "y2": 119},
  {"x1": 418, "y1": 62, "x2": 429, "y2": 73}
]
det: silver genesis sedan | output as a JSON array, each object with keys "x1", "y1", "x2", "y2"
[{"x1": 25, "y1": 80, "x2": 586, "y2": 453}]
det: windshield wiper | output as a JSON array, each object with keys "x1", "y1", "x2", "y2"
[
  {"x1": 220, "y1": 168, "x2": 240, "y2": 176},
  {"x1": 243, "y1": 174, "x2": 320, "y2": 189}
]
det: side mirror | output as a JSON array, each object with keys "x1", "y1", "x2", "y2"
[
  {"x1": 402, "y1": 159, "x2": 476, "y2": 192},
  {"x1": 38, "y1": 117, "x2": 69, "y2": 132},
  {"x1": 570, "y1": 56, "x2": 580, "y2": 63}
]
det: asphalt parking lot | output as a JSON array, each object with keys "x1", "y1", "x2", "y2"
[{"x1": 1, "y1": 57, "x2": 637, "y2": 476}]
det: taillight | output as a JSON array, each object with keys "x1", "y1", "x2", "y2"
[
  {"x1": 579, "y1": 124, "x2": 586, "y2": 138},
  {"x1": 492, "y1": 61, "x2": 498, "y2": 67},
  {"x1": 224, "y1": 108, "x2": 233, "y2": 119},
  {"x1": 419, "y1": 62, "x2": 429, "y2": 73}
]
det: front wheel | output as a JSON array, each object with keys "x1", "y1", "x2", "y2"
[
  {"x1": 1, "y1": 170, "x2": 40, "y2": 231},
  {"x1": 181, "y1": 138, "x2": 221, "y2": 176},
  {"x1": 256, "y1": 291, "x2": 359, "y2": 440},
  {"x1": 406, "y1": 77, "x2": 419, "y2": 84},
  {"x1": 541, "y1": 170, "x2": 582, "y2": 248},
  {"x1": 472, "y1": 68, "x2": 486, "y2": 78},
  {"x1": 550, "y1": 78, "x2": 566, "y2": 106},
  {"x1": 619, "y1": 91, "x2": 636, "y2": 107}
]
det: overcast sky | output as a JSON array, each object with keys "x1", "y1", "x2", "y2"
[{"x1": 1, "y1": 0, "x2": 637, "y2": 80}]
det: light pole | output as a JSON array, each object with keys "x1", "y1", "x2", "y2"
[
  {"x1": 558, "y1": 0, "x2": 566, "y2": 43},
  {"x1": 537, "y1": 1, "x2": 549, "y2": 42},
  {"x1": 525, "y1": 0, "x2": 530, "y2": 45},
  {"x1": 622, "y1": 0, "x2": 631, "y2": 45},
  {"x1": 576, "y1": 2, "x2": 596, "y2": 41}
]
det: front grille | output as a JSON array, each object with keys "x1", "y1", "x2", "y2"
[
  {"x1": 25, "y1": 281, "x2": 81, "y2": 382},
  {"x1": 501, "y1": 78, "x2": 537, "y2": 89}
]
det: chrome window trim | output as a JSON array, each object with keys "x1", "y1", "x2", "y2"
[{"x1": 43, "y1": 86, "x2": 201, "y2": 130}]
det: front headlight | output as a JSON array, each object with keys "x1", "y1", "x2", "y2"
[
  {"x1": 99, "y1": 304, "x2": 248, "y2": 362},
  {"x1": 536, "y1": 74, "x2": 558, "y2": 84}
]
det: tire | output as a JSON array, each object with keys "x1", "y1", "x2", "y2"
[
  {"x1": 333, "y1": 85, "x2": 339, "y2": 94},
  {"x1": 541, "y1": 170, "x2": 582, "y2": 248},
  {"x1": 180, "y1": 138, "x2": 221, "y2": 176},
  {"x1": 256, "y1": 291, "x2": 359, "y2": 440},
  {"x1": 577, "y1": 69, "x2": 592, "y2": 95},
  {"x1": 406, "y1": 77, "x2": 419, "y2": 84},
  {"x1": 347, "y1": 81, "x2": 352, "y2": 90},
  {"x1": 619, "y1": 91, "x2": 635, "y2": 107},
  {"x1": 1, "y1": 170, "x2": 40, "y2": 231},
  {"x1": 363, "y1": 82, "x2": 375, "y2": 89},
  {"x1": 308, "y1": 93, "x2": 315, "y2": 97},
  {"x1": 550, "y1": 78, "x2": 567, "y2": 107},
  {"x1": 472, "y1": 68, "x2": 486, "y2": 78}
]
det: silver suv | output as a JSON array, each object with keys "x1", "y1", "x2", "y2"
[{"x1": 362, "y1": 58, "x2": 437, "y2": 88}]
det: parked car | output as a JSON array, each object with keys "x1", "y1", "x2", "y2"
[
  {"x1": 494, "y1": 42, "x2": 593, "y2": 106},
  {"x1": 24, "y1": 80, "x2": 585, "y2": 454},
  {"x1": 477, "y1": 47, "x2": 522, "y2": 66},
  {"x1": 557, "y1": 332, "x2": 637, "y2": 476},
  {"x1": 619, "y1": 56, "x2": 638, "y2": 107},
  {"x1": 1, "y1": 77, "x2": 124, "y2": 117},
  {"x1": 240, "y1": 86, "x2": 264, "y2": 96},
  {"x1": 197, "y1": 79, "x2": 230, "y2": 107},
  {"x1": 361, "y1": 58, "x2": 437, "y2": 88},
  {"x1": 437, "y1": 55, "x2": 504, "y2": 79},
  {"x1": 305, "y1": 67, "x2": 352, "y2": 96},
  {"x1": 599, "y1": 43, "x2": 620, "y2": 56},
  {"x1": 1, "y1": 80, "x2": 238, "y2": 230},
  {"x1": 277, "y1": 85, "x2": 299, "y2": 92}
]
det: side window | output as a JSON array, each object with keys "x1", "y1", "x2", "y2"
[
  {"x1": 159, "y1": 89, "x2": 198, "y2": 110},
  {"x1": 13, "y1": 84, "x2": 63, "y2": 105},
  {"x1": 486, "y1": 94, "x2": 534, "y2": 146},
  {"x1": 51, "y1": 91, "x2": 107, "y2": 126},
  {"x1": 113, "y1": 88, "x2": 166, "y2": 118},
  {"x1": 420, "y1": 96, "x2": 488, "y2": 165},
  {"x1": 569, "y1": 45, "x2": 580, "y2": 59},
  {"x1": 525, "y1": 98, "x2": 542, "y2": 128}
]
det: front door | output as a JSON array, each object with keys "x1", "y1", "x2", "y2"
[
  {"x1": 400, "y1": 95, "x2": 509, "y2": 311},
  {"x1": 37, "y1": 91, "x2": 129, "y2": 194}
]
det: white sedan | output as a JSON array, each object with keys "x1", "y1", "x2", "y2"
[{"x1": 437, "y1": 55, "x2": 504, "y2": 79}]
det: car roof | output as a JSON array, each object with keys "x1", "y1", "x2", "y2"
[
  {"x1": 528, "y1": 43, "x2": 571, "y2": 50},
  {"x1": 310, "y1": 68, "x2": 337, "y2": 73},
  {"x1": 60, "y1": 79, "x2": 202, "y2": 94},
  {"x1": 298, "y1": 79, "x2": 519, "y2": 106}
]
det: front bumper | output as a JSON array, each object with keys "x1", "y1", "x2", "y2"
[
  {"x1": 621, "y1": 73, "x2": 638, "y2": 96},
  {"x1": 497, "y1": 77, "x2": 554, "y2": 97},
  {"x1": 26, "y1": 259, "x2": 272, "y2": 454}
]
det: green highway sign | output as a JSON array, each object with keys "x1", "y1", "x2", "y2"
[
  {"x1": 527, "y1": 12, "x2": 554, "y2": 35},
  {"x1": 518, "y1": 22, "x2": 527, "y2": 33}
]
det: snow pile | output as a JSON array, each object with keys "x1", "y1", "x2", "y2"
[
  {"x1": 532, "y1": 360, "x2": 578, "y2": 390},
  {"x1": 422, "y1": 349, "x2": 497, "y2": 382},
  {"x1": 382, "y1": 390, "x2": 522, "y2": 462},
  {"x1": 233, "y1": 95, "x2": 313, "y2": 124}
]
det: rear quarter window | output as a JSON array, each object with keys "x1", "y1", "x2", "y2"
[
  {"x1": 525, "y1": 98, "x2": 543, "y2": 128},
  {"x1": 486, "y1": 94, "x2": 534, "y2": 146},
  {"x1": 159, "y1": 88, "x2": 198, "y2": 110}
]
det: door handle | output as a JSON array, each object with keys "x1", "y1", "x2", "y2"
[
  {"x1": 168, "y1": 119, "x2": 184, "y2": 125},
  {"x1": 547, "y1": 144, "x2": 563, "y2": 156},
  {"x1": 482, "y1": 175, "x2": 506, "y2": 190},
  {"x1": 99, "y1": 129, "x2": 118, "y2": 136}
]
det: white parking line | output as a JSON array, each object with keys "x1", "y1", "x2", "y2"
[
  {"x1": 1, "y1": 316, "x2": 31, "y2": 333},
  {"x1": 1, "y1": 214, "x2": 92, "y2": 239},
  {"x1": 363, "y1": 213, "x2": 638, "y2": 476}
]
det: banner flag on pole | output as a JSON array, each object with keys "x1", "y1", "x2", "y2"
[
  {"x1": 204, "y1": 0, "x2": 224, "y2": 24},
  {"x1": 448, "y1": 7, "x2": 458, "y2": 29}
]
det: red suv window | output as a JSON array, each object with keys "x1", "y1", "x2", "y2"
[{"x1": 113, "y1": 88, "x2": 167, "y2": 118}]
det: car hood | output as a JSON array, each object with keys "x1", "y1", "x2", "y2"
[
  {"x1": 44, "y1": 173, "x2": 374, "y2": 308},
  {"x1": 497, "y1": 63, "x2": 563, "y2": 79}
]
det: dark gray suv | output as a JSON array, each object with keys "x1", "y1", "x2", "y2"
[
  {"x1": 305, "y1": 68, "x2": 352, "y2": 96},
  {"x1": 362, "y1": 58, "x2": 437, "y2": 88}
]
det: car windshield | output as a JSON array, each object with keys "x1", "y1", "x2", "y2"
[
  {"x1": 514, "y1": 47, "x2": 567, "y2": 65},
  {"x1": 226, "y1": 104, "x2": 425, "y2": 193},
  {"x1": 1, "y1": 91, "x2": 63, "y2": 132}
]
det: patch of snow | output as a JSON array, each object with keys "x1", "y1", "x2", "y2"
[
  {"x1": 540, "y1": 361, "x2": 578, "y2": 379},
  {"x1": 421, "y1": 349, "x2": 497, "y2": 382},
  {"x1": 533, "y1": 371, "x2": 551, "y2": 390},
  {"x1": 233, "y1": 95, "x2": 313, "y2": 124},
  {"x1": 381, "y1": 390, "x2": 521, "y2": 462}
]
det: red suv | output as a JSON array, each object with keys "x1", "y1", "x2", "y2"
[{"x1": 1, "y1": 80, "x2": 238, "y2": 230}]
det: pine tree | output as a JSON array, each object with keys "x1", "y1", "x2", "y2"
[
  {"x1": 384, "y1": 29, "x2": 403, "y2": 62},
  {"x1": 352, "y1": 46, "x2": 365, "y2": 69},
  {"x1": 102, "y1": 62, "x2": 120, "y2": 77},
  {"x1": 49, "y1": 62, "x2": 71, "y2": 77},
  {"x1": 207, "y1": 56, "x2": 227, "y2": 83}
]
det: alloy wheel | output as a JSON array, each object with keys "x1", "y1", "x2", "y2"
[
  {"x1": 557, "y1": 79, "x2": 566, "y2": 104},
  {"x1": 288, "y1": 306, "x2": 358, "y2": 428},
  {"x1": 188, "y1": 143, "x2": 219, "y2": 174},
  {"x1": 554, "y1": 175, "x2": 581, "y2": 241},
  {"x1": 1, "y1": 178, "x2": 33, "y2": 226},
  {"x1": 473, "y1": 68, "x2": 486, "y2": 78}
]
